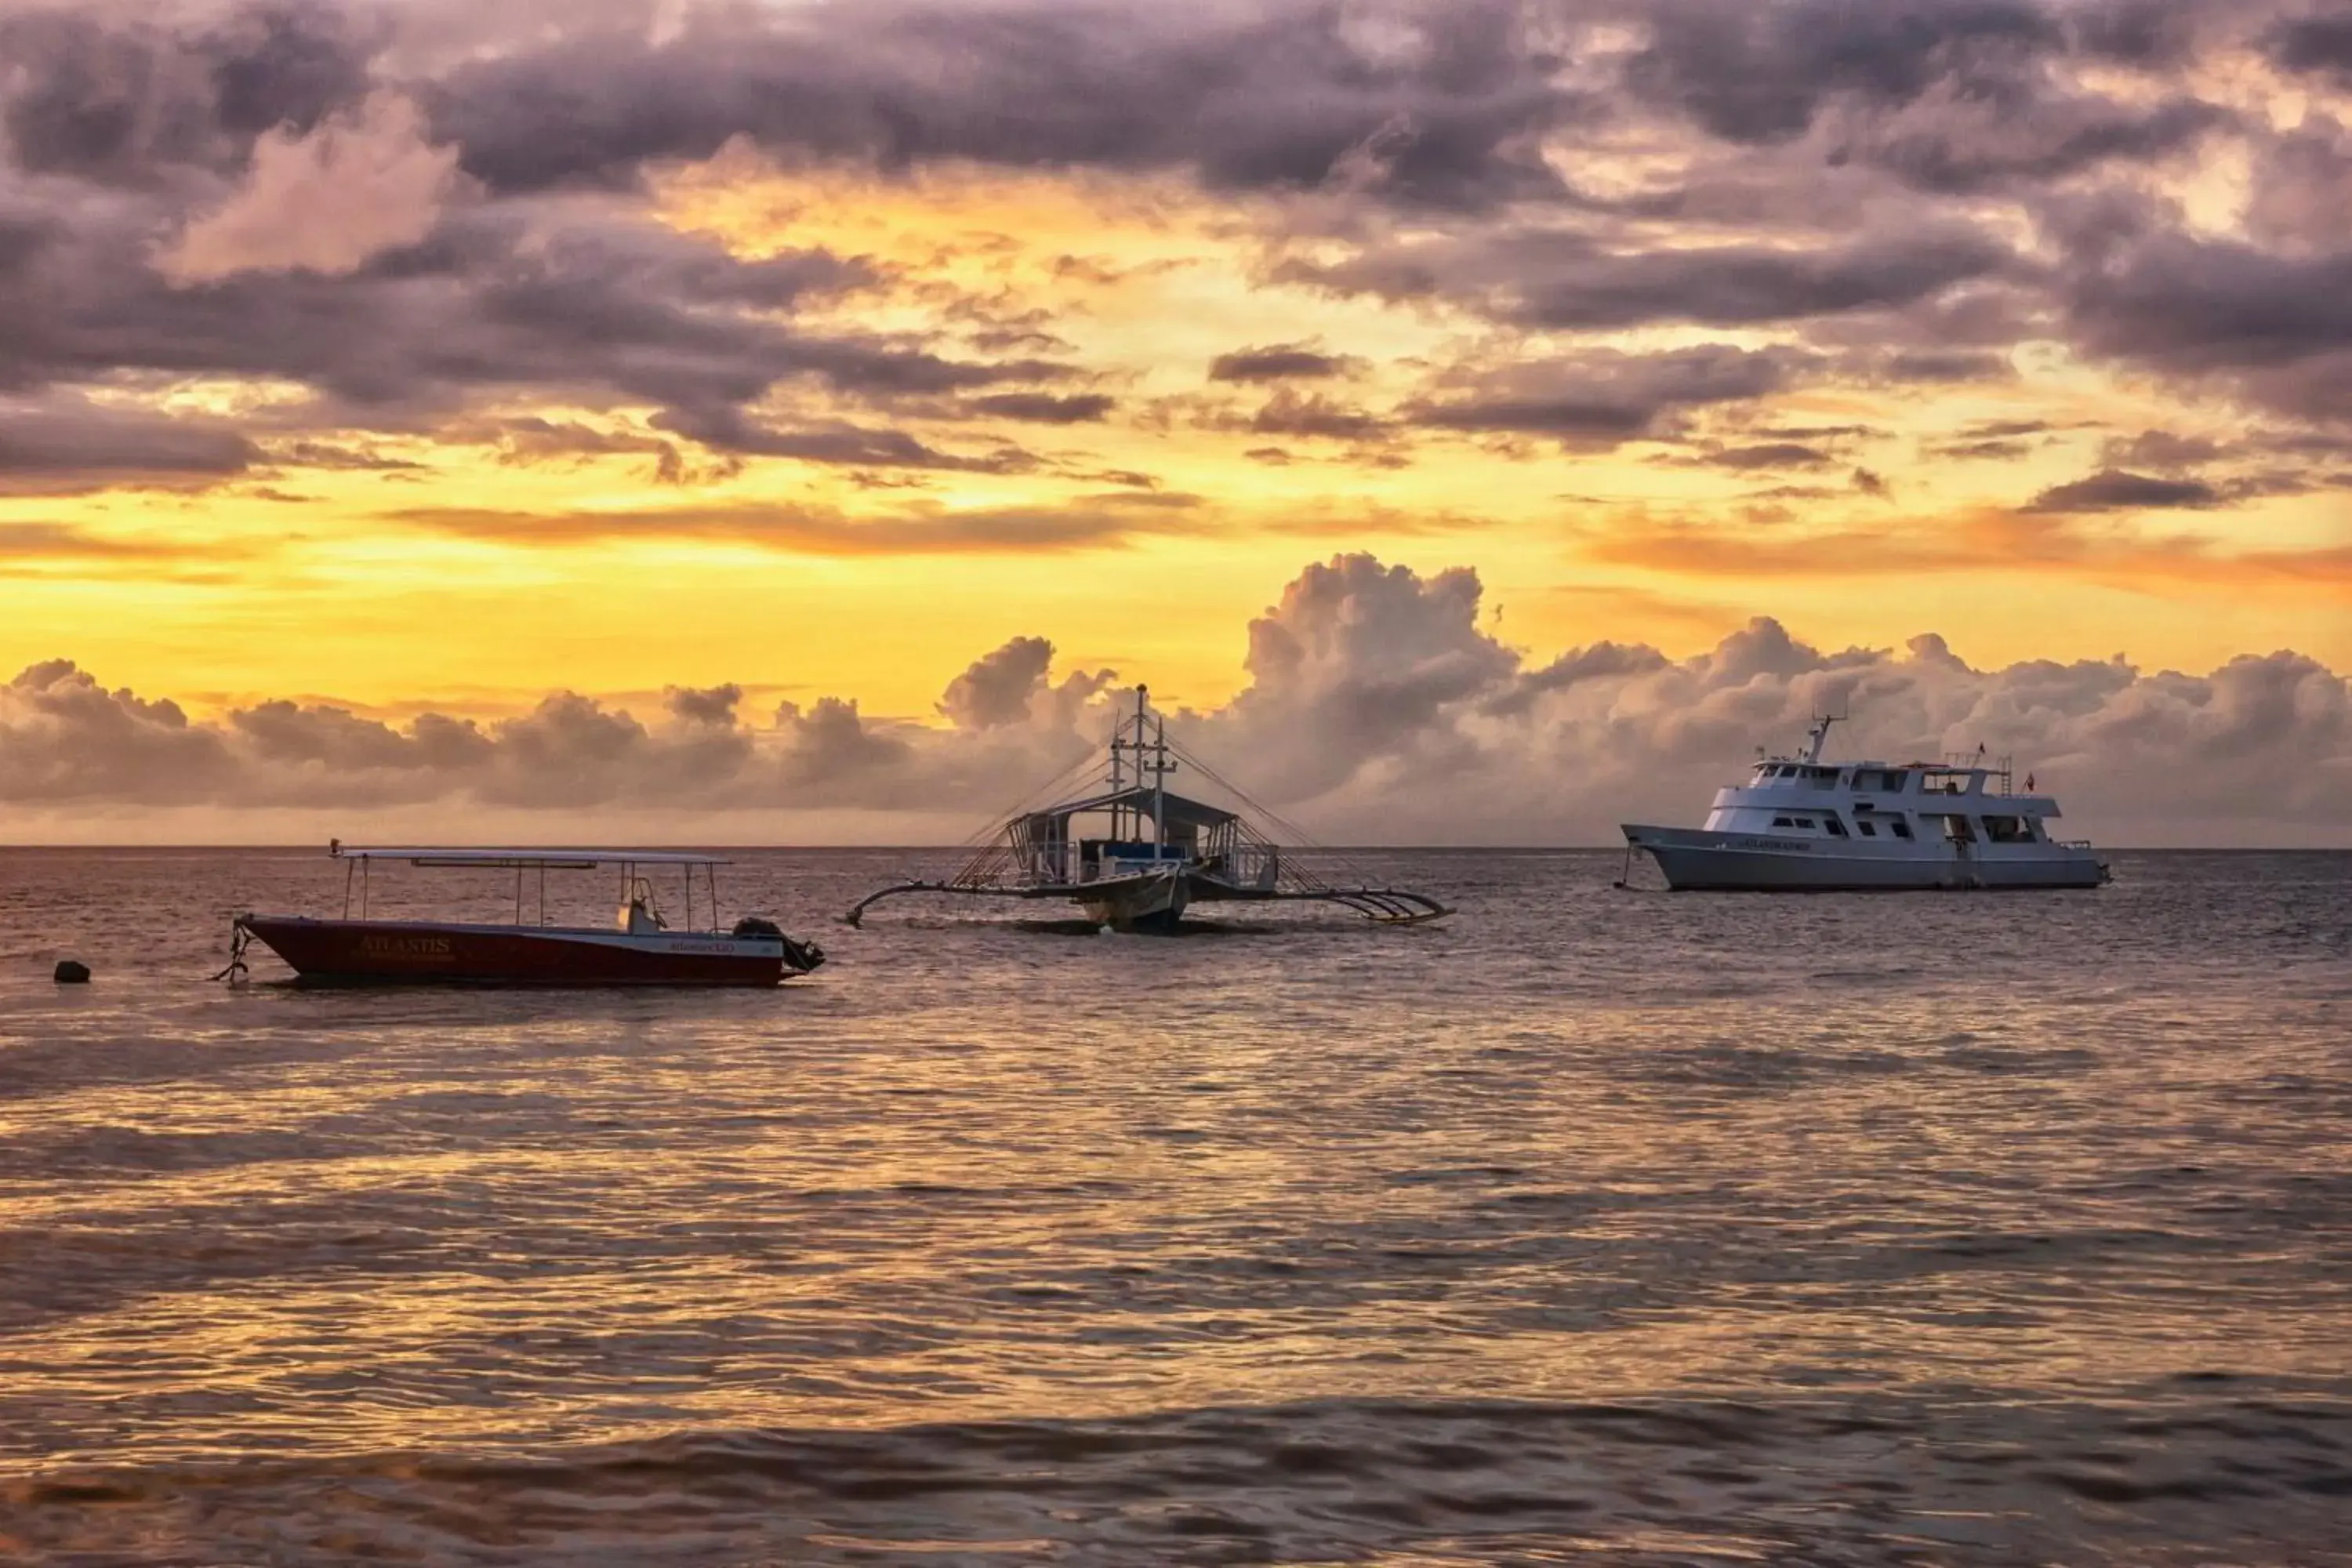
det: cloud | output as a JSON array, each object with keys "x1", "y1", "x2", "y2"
[
  {"x1": 663, "y1": 683, "x2": 743, "y2": 726},
  {"x1": 2264, "y1": 13, "x2": 2352, "y2": 82},
  {"x1": 1699, "y1": 442, "x2": 1835, "y2": 471},
  {"x1": 645, "y1": 411, "x2": 1038, "y2": 472},
  {"x1": 1208, "y1": 344, "x2": 1352, "y2": 383},
  {"x1": 1248, "y1": 388, "x2": 1389, "y2": 442},
  {"x1": 1218, "y1": 554, "x2": 1520, "y2": 800},
  {"x1": 427, "y1": 0, "x2": 1577, "y2": 211},
  {"x1": 7, "y1": 554, "x2": 2346, "y2": 844},
  {"x1": 1411, "y1": 345, "x2": 1814, "y2": 447},
  {"x1": 390, "y1": 495, "x2": 1201, "y2": 555},
  {"x1": 939, "y1": 636, "x2": 1119, "y2": 733},
  {"x1": 2023, "y1": 470, "x2": 2222, "y2": 513},
  {"x1": 2056, "y1": 227, "x2": 2352, "y2": 423},
  {"x1": 0, "y1": 399, "x2": 257, "y2": 495},
  {"x1": 0, "y1": 0, "x2": 2339, "y2": 504},
  {"x1": 1625, "y1": 0, "x2": 2232, "y2": 196},
  {"x1": 0, "y1": 4, "x2": 374, "y2": 184},
  {"x1": 158, "y1": 93, "x2": 463, "y2": 282},
  {"x1": 965, "y1": 392, "x2": 1117, "y2": 424},
  {"x1": 1627, "y1": 0, "x2": 2062, "y2": 147},
  {"x1": 1290, "y1": 227, "x2": 2014, "y2": 332},
  {"x1": 0, "y1": 659, "x2": 234, "y2": 803},
  {"x1": 0, "y1": 523, "x2": 238, "y2": 567},
  {"x1": 1583, "y1": 510, "x2": 2352, "y2": 590}
]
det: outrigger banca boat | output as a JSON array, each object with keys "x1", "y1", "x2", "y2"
[
  {"x1": 845, "y1": 688, "x2": 1450, "y2": 931},
  {"x1": 223, "y1": 845, "x2": 825, "y2": 985}
]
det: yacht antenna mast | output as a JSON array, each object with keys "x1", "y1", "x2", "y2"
[{"x1": 1803, "y1": 710, "x2": 1847, "y2": 764}]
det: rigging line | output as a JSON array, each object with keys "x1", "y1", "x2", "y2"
[
  {"x1": 1163, "y1": 741, "x2": 1339, "y2": 871},
  {"x1": 938, "y1": 719, "x2": 1130, "y2": 884},
  {"x1": 964, "y1": 739, "x2": 1102, "y2": 840},
  {"x1": 901, "y1": 735, "x2": 1105, "y2": 888},
  {"x1": 1163, "y1": 736, "x2": 1384, "y2": 887}
]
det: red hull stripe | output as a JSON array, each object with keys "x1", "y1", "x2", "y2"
[{"x1": 238, "y1": 917, "x2": 789, "y2": 987}]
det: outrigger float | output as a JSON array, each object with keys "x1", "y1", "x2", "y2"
[
  {"x1": 222, "y1": 845, "x2": 825, "y2": 986},
  {"x1": 845, "y1": 688, "x2": 1451, "y2": 931}
]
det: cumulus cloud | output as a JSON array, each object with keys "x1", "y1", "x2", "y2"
[
  {"x1": 938, "y1": 637, "x2": 1117, "y2": 731},
  {"x1": 10, "y1": 556, "x2": 2341, "y2": 844}
]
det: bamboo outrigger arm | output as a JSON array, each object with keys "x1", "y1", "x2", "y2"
[
  {"x1": 842, "y1": 879, "x2": 1450, "y2": 927},
  {"x1": 1265, "y1": 887, "x2": 1454, "y2": 924},
  {"x1": 842, "y1": 881, "x2": 1044, "y2": 926}
]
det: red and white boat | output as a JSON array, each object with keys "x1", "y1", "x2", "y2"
[{"x1": 226, "y1": 846, "x2": 824, "y2": 987}]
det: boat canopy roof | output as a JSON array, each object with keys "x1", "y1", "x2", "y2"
[
  {"x1": 1018, "y1": 784, "x2": 1238, "y2": 833},
  {"x1": 328, "y1": 845, "x2": 731, "y2": 867}
]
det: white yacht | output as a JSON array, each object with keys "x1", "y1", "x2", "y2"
[{"x1": 1621, "y1": 716, "x2": 2108, "y2": 891}]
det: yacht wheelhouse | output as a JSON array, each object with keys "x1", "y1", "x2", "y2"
[{"x1": 1621, "y1": 717, "x2": 2107, "y2": 891}]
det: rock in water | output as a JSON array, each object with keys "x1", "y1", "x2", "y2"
[{"x1": 54, "y1": 960, "x2": 91, "y2": 984}]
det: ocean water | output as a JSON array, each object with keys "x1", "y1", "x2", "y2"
[{"x1": 0, "y1": 847, "x2": 2347, "y2": 1566}]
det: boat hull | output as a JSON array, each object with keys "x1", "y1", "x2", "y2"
[
  {"x1": 1077, "y1": 870, "x2": 1189, "y2": 930},
  {"x1": 236, "y1": 916, "x2": 803, "y2": 986},
  {"x1": 1621, "y1": 826, "x2": 2107, "y2": 891}
]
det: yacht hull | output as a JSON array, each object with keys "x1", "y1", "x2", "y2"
[
  {"x1": 236, "y1": 916, "x2": 802, "y2": 986},
  {"x1": 1622, "y1": 826, "x2": 2107, "y2": 891}
]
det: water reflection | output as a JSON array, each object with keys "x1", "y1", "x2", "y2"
[{"x1": 0, "y1": 848, "x2": 2346, "y2": 1563}]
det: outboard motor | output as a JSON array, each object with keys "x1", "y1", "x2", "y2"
[{"x1": 733, "y1": 915, "x2": 824, "y2": 973}]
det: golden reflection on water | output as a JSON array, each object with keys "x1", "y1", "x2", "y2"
[{"x1": 0, "y1": 849, "x2": 2347, "y2": 1561}]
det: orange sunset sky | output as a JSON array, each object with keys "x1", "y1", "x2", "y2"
[{"x1": 2, "y1": 0, "x2": 2348, "y2": 842}]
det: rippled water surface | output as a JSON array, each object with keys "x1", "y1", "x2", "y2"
[{"x1": 2, "y1": 848, "x2": 2347, "y2": 1564}]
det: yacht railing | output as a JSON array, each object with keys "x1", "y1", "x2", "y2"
[{"x1": 1937, "y1": 752, "x2": 2015, "y2": 793}]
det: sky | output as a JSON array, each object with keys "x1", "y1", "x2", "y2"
[{"x1": 2, "y1": 0, "x2": 2348, "y2": 844}]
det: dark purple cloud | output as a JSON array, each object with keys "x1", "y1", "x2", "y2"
[
  {"x1": 1704, "y1": 443, "x2": 1835, "y2": 470},
  {"x1": 0, "y1": 5, "x2": 372, "y2": 183},
  {"x1": 1208, "y1": 345, "x2": 1352, "y2": 383},
  {"x1": 424, "y1": 0, "x2": 1577, "y2": 211},
  {"x1": 966, "y1": 392, "x2": 1117, "y2": 424},
  {"x1": 2024, "y1": 470, "x2": 2224, "y2": 513},
  {"x1": 2264, "y1": 12, "x2": 2352, "y2": 81},
  {"x1": 0, "y1": 0, "x2": 2341, "y2": 495},
  {"x1": 1411, "y1": 346, "x2": 1815, "y2": 447},
  {"x1": 1628, "y1": 0, "x2": 2060, "y2": 146},
  {"x1": 0, "y1": 400, "x2": 257, "y2": 495}
]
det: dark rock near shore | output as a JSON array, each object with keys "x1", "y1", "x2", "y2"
[{"x1": 54, "y1": 960, "x2": 91, "y2": 984}]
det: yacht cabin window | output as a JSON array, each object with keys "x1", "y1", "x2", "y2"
[{"x1": 1889, "y1": 819, "x2": 1914, "y2": 840}]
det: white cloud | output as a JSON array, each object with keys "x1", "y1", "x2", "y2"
[{"x1": 5, "y1": 557, "x2": 2349, "y2": 846}]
